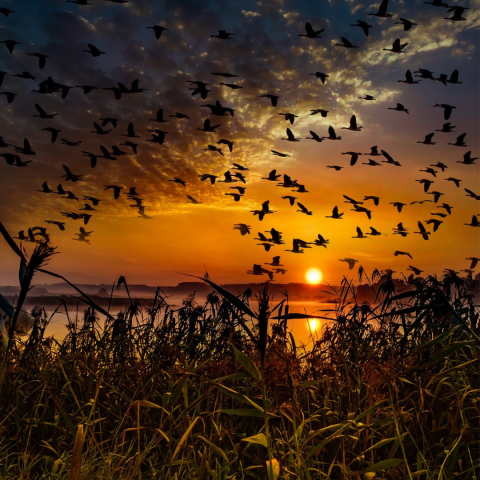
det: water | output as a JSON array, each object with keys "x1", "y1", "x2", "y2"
[{"x1": 21, "y1": 297, "x2": 339, "y2": 346}]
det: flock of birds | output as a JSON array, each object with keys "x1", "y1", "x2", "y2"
[{"x1": 0, "y1": 0, "x2": 478, "y2": 283}]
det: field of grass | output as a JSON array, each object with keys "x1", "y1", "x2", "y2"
[{"x1": 0, "y1": 225, "x2": 479, "y2": 479}]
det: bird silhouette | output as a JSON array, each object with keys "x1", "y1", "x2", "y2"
[
  {"x1": 465, "y1": 216, "x2": 480, "y2": 227},
  {"x1": 434, "y1": 103, "x2": 456, "y2": 120},
  {"x1": 395, "y1": 18, "x2": 417, "y2": 30},
  {"x1": 446, "y1": 69, "x2": 462, "y2": 84},
  {"x1": 299, "y1": 22, "x2": 324, "y2": 38},
  {"x1": 457, "y1": 151, "x2": 478, "y2": 165},
  {"x1": 326, "y1": 206, "x2": 343, "y2": 219},
  {"x1": 448, "y1": 133, "x2": 467, "y2": 147},
  {"x1": 33, "y1": 104, "x2": 57, "y2": 119},
  {"x1": 350, "y1": 20, "x2": 372, "y2": 36},
  {"x1": 414, "y1": 222, "x2": 430, "y2": 240},
  {"x1": 82, "y1": 44, "x2": 106, "y2": 57},
  {"x1": 297, "y1": 203, "x2": 312, "y2": 215},
  {"x1": 282, "y1": 128, "x2": 300, "y2": 142},
  {"x1": 210, "y1": 30, "x2": 235, "y2": 40},
  {"x1": 383, "y1": 39, "x2": 409, "y2": 53},
  {"x1": 339, "y1": 258, "x2": 358, "y2": 270},
  {"x1": 0, "y1": 40, "x2": 20, "y2": 53},
  {"x1": 394, "y1": 251, "x2": 413, "y2": 259},
  {"x1": 310, "y1": 109, "x2": 329, "y2": 117},
  {"x1": 390, "y1": 202, "x2": 406, "y2": 212},
  {"x1": 398, "y1": 70, "x2": 420, "y2": 84},
  {"x1": 417, "y1": 133, "x2": 436, "y2": 145},
  {"x1": 369, "y1": 0, "x2": 393, "y2": 17},
  {"x1": 217, "y1": 139, "x2": 235, "y2": 152},
  {"x1": 146, "y1": 25, "x2": 168, "y2": 39},
  {"x1": 306, "y1": 131, "x2": 323, "y2": 142},
  {"x1": 186, "y1": 195, "x2": 202, "y2": 204},
  {"x1": 259, "y1": 94, "x2": 279, "y2": 107},
  {"x1": 388, "y1": 103, "x2": 409, "y2": 114},
  {"x1": 341, "y1": 115, "x2": 362, "y2": 131},
  {"x1": 233, "y1": 224, "x2": 251, "y2": 236},
  {"x1": 62, "y1": 165, "x2": 83, "y2": 182},
  {"x1": 322, "y1": 126, "x2": 342, "y2": 140},
  {"x1": 335, "y1": 37, "x2": 358, "y2": 49},
  {"x1": 353, "y1": 227, "x2": 368, "y2": 239},
  {"x1": 309, "y1": 72, "x2": 329, "y2": 83}
]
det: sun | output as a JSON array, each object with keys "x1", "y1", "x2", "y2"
[
  {"x1": 305, "y1": 268, "x2": 323, "y2": 284},
  {"x1": 308, "y1": 319, "x2": 319, "y2": 331}
]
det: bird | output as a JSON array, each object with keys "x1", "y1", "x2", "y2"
[
  {"x1": 436, "y1": 123, "x2": 456, "y2": 133},
  {"x1": 431, "y1": 162, "x2": 448, "y2": 172},
  {"x1": 297, "y1": 203, "x2": 312, "y2": 215},
  {"x1": 343, "y1": 195, "x2": 363, "y2": 205},
  {"x1": 309, "y1": 72, "x2": 329, "y2": 83},
  {"x1": 76, "y1": 85, "x2": 99, "y2": 94},
  {"x1": 383, "y1": 39, "x2": 409, "y2": 53},
  {"x1": 12, "y1": 71, "x2": 36, "y2": 81},
  {"x1": 258, "y1": 94, "x2": 279, "y2": 107},
  {"x1": 448, "y1": 133, "x2": 467, "y2": 147},
  {"x1": 263, "y1": 170, "x2": 281, "y2": 182},
  {"x1": 265, "y1": 256, "x2": 283, "y2": 267},
  {"x1": 393, "y1": 223, "x2": 409, "y2": 237},
  {"x1": 299, "y1": 22, "x2": 324, "y2": 38},
  {"x1": 25, "y1": 52, "x2": 49, "y2": 69},
  {"x1": 204, "y1": 145, "x2": 223, "y2": 156},
  {"x1": 322, "y1": 126, "x2": 341, "y2": 140},
  {"x1": 394, "y1": 251, "x2": 413, "y2": 259},
  {"x1": 210, "y1": 30, "x2": 235, "y2": 40},
  {"x1": 150, "y1": 108, "x2": 168, "y2": 123},
  {"x1": 225, "y1": 193, "x2": 242, "y2": 202},
  {"x1": 457, "y1": 151, "x2": 478, "y2": 165},
  {"x1": 466, "y1": 257, "x2": 479, "y2": 269},
  {"x1": 444, "y1": 6, "x2": 467, "y2": 21},
  {"x1": 61, "y1": 139, "x2": 82, "y2": 147},
  {"x1": 310, "y1": 109, "x2": 329, "y2": 117},
  {"x1": 45, "y1": 220, "x2": 66, "y2": 231},
  {"x1": 33, "y1": 104, "x2": 57, "y2": 119},
  {"x1": 0, "y1": 92, "x2": 17, "y2": 104},
  {"x1": 168, "y1": 178, "x2": 186, "y2": 187},
  {"x1": 312, "y1": 234, "x2": 329, "y2": 247},
  {"x1": 446, "y1": 69, "x2": 462, "y2": 84},
  {"x1": 350, "y1": 20, "x2": 372, "y2": 36},
  {"x1": 465, "y1": 189, "x2": 480, "y2": 201},
  {"x1": 388, "y1": 103, "x2": 409, "y2": 114},
  {"x1": 445, "y1": 177, "x2": 461, "y2": 188},
  {"x1": 428, "y1": 191, "x2": 444, "y2": 203},
  {"x1": 335, "y1": 37, "x2": 358, "y2": 49},
  {"x1": 247, "y1": 264, "x2": 273, "y2": 280},
  {"x1": 359, "y1": 94, "x2": 376, "y2": 101},
  {"x1": 437, "y1": 203, "x2": 453, "y2": 215},
  {"x1": 286, "y1": 239, "x2": 304, "y2": 254},
  {"x1": 84, "y1": 196, "x2": 101, "y2": 206},
  {"x1": 419, "y1": 167, "x2": 437, "y2": 177},
  {"x1": 341, "y1": 115, "x2": 362, "y2": 131},
  {"x1": 390, "y1": 202, "x2": 406, "y2": 212},
  {"x1": 186, "y1": 195, "x2": 202, "y2": 204},
  {"x1": 62, "y1": 165, "x2": 83, "y2": 182},
  {"x1": 366, "y1": 227, "x2": 386, "y2": 236},
  {"x1": 251, "y1": 201, "x2": 275, "y2": 221},
  {"x1": 352, "y1": 227, "x2": 368, "y2": 239},
  {"x1": 327, "y1": 166, "x2": 344, "y2": 171},
  {"x1": 398, "y1": 70, "x2": 420, "y2": 84},
  {"x1": 233, "y1": 224, "x2": 251, "y2": 236},
  {"x1": 434, "y1": 103, "x2": 456, "y2": 120},
  {"x1": 417, "y1": 179, "x2": 434, "y2": 192},
  {"x1": 339, "y1": 258, "x2": 358, "y2": 270},
  {"x1": 82, "y1": 44, "x2": 106, "y2": 57},
  {"x1": 365, "y1": 146, "x2": 382, "y2": 156},
  {"x1": 169, "y1": 112, "x2": 190, "y2": 120},
  {"x1": 0, "y1": 8, "x2": 14, "y2": 16},
  {"x1": 407, "y1": 266, "x2": 423, "y2": 275},
  {"x1": 465, "y1": 216, "x2": 480, "y2": 227},
  {"x1": 146, "y1": 25, "x2": 168, "y2": 39},
  {"x1": 395, "y1": 18, "x2": 417, "y2": 30},
  {"x1": 278, "y1": 113, "x2": 299, "y2": 124},
  {"x1": 364, "y1": 196, "x2": 380, "y2": 206},
  {"x1": 351, "y1": 205, "x2": 372, "y2": 220},
  {"x1": 198, "y1": 174, "x2": 218, "y2": 185},
  {"x1": 271, "y1": 150, "x2": 290, "y2": 157},
  {"x1": 91, "y1": 122, "x2": 111, "y2": 135},
  {"x1": 0, "y1": 40, "x2": 20, "y2": 54},
  {"x1": 368, "y1": 0, "x2": 393, "y2": 17},
  {"x1": 282, "y1": 128, "x2": 300, "y2": 142},
  {"x1": 104, "y1": 185, "x2": 123, "y2": 199},
  {"x1": 198, "y1": 118, "x2": 220, "y2": 133},
  {"x1": 425, "y1": 219, "x2": 443, "y2": 232},
  {"x1": 281, "y1": 196, "x2": 296, "y2": 206},
  {"x1": 326, "y1": 206, "x2": 343, "y2": 219},
  {"x1": 217, "y1": 139, "x2": 235, "y2": 152},
  {"x1": 219, "y1": 83, "x2": 243, "y2": 89},
  {"x1": 381, "y1": 150, "x2": 401, "y2": 166},
  {"x1": 417, "y1": 133, "x2": 436, "y2": 145},
  {"x1": 305, "y1": 131, "x2": 323, "y2": 142},
  {"x1": 414, "y1": 222, "x2": 430, "y2": 240},
  {"x1": 423, "y1": 0, "x2": 449, "y2": 6}
]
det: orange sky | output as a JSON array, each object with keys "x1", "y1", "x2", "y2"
[{"x1": 0, "y1": 0, "x2": 478, "y2": 286}]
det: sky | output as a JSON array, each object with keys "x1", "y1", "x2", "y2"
[{"x1": 0, "y1": 0, "x2": 478, "y2": 287}]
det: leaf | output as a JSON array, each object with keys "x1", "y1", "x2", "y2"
[
  {"x1": 270, "y1": 313, "x2": 331, "y2": 320},
  {"x1": 364, "y1": 433, "x2": 406, "y2": 453},
  {"x1": 241, "y1": 433, "x2": 267, "y2": 448},
  {"x1": 424, "y1": 341, "x2": 475, "y2": 365},
  {"x1": 361, "y1": 458, "x2": 403, "y2": 473},
  {"x1": 0, "y1": 220, "x2": 25, "y2": 258},
  {"x1": 170, "y1": 417, "x2": 199, "y2": 463},
  {"x1": 218, "y1": 409, "x2": 277, "y2": 418},
  {"x1": 197, "y1": 435, "x2": 228, "y2": 461},
  {"x1": 266, "y1": 459, "x2": 281, "y2": 480},
  {"x1": 424, "y1": 326, "x2": 460, "y2": 347},
  {"x1": 19, "y1": 257, "x2": 27, "y2": 288},
  {"x1": 300, "y1": 377, "x2": 334, "y2": 388},
  {"x1": 0, "y1": 313, "x2": 8, "y2": 351},
  {"x1": 232, "y1": 345, "x2": 261, "y2": 380},
  {"x1": 215, "y1": 384, "x2": 264, "y2": 412},
  {"x1": 132, "y1": 400, "x2": 169, "y2": 414},
  {"x1": 0, "y1": 293, "x2": 15, "y2": 317}
]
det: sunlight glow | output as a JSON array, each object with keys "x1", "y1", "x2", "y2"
[
  {"x1": 308, "y1": 319, "x2": 318, "y2": 331},
  {"x1": 305, "y1": 268, "x2": 323, "y2": 284}
]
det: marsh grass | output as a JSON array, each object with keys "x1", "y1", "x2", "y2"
[{"x1": 0, "y1": 223, "x2": 478, "y2": 479}]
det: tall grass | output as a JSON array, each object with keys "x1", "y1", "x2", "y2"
[{"x1": 0, "y1": 224, "x2": 478, "y2": 479}]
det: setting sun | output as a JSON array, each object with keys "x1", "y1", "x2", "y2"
[
  {"x1": 306, "y1": 268, "x2": 323, "y2": 284},
  {"x1": 308, "y1": 319, "x2": 319, "y2": 331}
]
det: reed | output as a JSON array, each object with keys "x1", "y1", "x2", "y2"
[{"x1": 0, "y1": 225, "x2": 478, "y2": 479}]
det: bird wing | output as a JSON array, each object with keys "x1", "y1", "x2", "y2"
[
  {"x1": 350, "y1": 115, "x2": 357, "y2": 129},
  {"x1": 35, "y1": 103, "x2": 47, "y2": 115},
  {"x1": 378, "y1": 0, "x2": 388, "y2": 15},
  {"x1": 328, "y1": 126, "x2": 336, "y2": 138},
  {"x1": 286, "y1": 128, "x2": 294, "y2": 140},
  {"x1": 62, "y1": 164, "x2": 72, "y2": 175},
  {"x1": 356, "y1": 227, "x2": 362, "y2": 236},
  {"x1": 381, "y1": 150, "x2": 394, "y2": 162},
  {"x1": 340, "y1": 37, "x2": 351, "y2": 46},
  {"x1": 332, "y1": 206, "x2": 338, "y2": 216},
  {"x1": 392, "y1": 38, "x2": 400, "y2": 50},
  {"x1": 426, "y1": 133, "x2": 434, "y2": 142},
  {"x1": 305, "y1": 22, "x2": 314, "y2": 35},
  {"x1": 297, "y1": 202, "x2": 307, "y2": 213},
  {"x1": 93, "y1": 122, "x2": 102, "y2": 132},
  {"x1": 457, "y1": 133, "x2": 466, "y2": 142}
]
